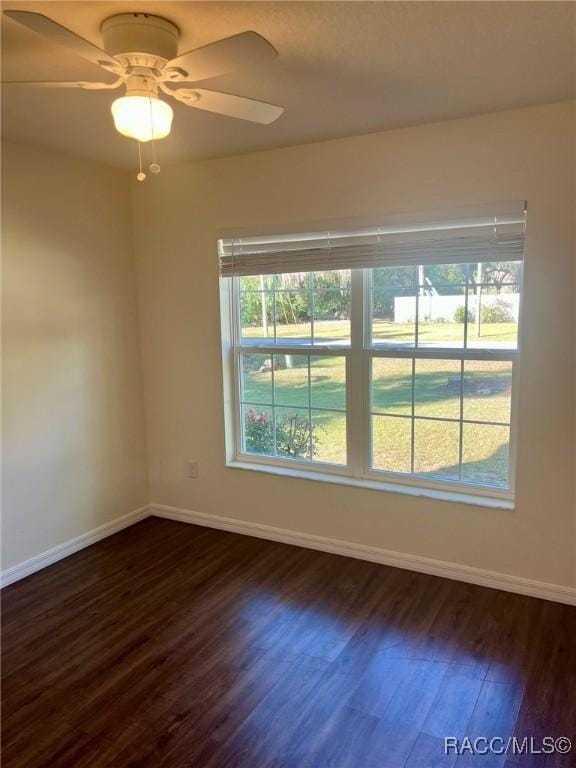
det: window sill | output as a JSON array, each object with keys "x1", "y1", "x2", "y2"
[{"x1": 226, "y1": 460, "x2": 515, "y2": 510}]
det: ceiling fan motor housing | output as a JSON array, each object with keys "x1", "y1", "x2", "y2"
[{"x1": 101, "y1": 13, "x2": 179, "y2": 71}]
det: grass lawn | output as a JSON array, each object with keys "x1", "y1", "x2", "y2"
[
  {"x1": 243, "y1": 319, "x2": 517, "y2": 347},
  {"x1": 241, "y1": 328, "x2": 513, "y2": 486}
]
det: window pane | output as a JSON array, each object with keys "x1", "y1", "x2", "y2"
[
  {"x1": 371, "y1": 266, "x2": 417, "y2": 347},
  {"x1": 241, "y1": 353, "x2": 272, "y2": 404},
  {"x1": 478, "y1": 261, "x2": 522, "y2": 292},
  {"x1": 311, "y1": 270, "x2": 351, "y2": 346},
  {"x1": 274, "y1": 290, "x2": 312, "y2": 344},
  {"x1": 414, "y1": 419, "x2": 460, "y2": 480},
  {"x1": 275, "y1": 406, "x2": 311, "y2": 460},
  {"x1": 273, "y1": 274, "x2": 312, "y2": 343},
  {"x1": 240, "y1": 275, "x2": 274, "y2": 291},
  {"x1": 461, "y1": 423, "x2": 510, "y2": 487},
  {"x1": 373, "y1": 266, "x2": 418, "y2": 289},
  {"x1": 371, "y1": 358, "x2": 412, "y2": 416},
  {"x1": 467, "y1": 286, "x2": 519, "y2": 350},
  {"x1": 372, "y1": 292, "x2": 416, "y2": 346},
  {"x1": 417, "y1": 285, "x2": 466, "y2": 348},
  {"x1": 423, "y1": 263, "x2": 469, "y2": 286},
  {"x1": 463, "y1": 361, "x2": 512, "y2": 424},
  {"x1": 240, "y1": 291, "x2": 274, "y2": 342},
  {"x1": 242, "y1": 405, "x2": 274, "y2": 456},
  {"x1": 372, "y1": 415, "x2": 412, "y2": 474},
  {"x1": 313, "y1": 290, "x2": 351, "y2": 345},
  {"x1": 312, "y1": 410, "x2": 346, "y2": 465},
  {"x1": 273, "y1": 354, "x2": 309, "y2": 408},
  {"x1": 310, "y1": 356, "x2": 346, "y2": 411},
  {"x1": 275, "y1": 272, "x2": 311, "y2": 290},
  {"x1": 414, "y1": 359, "x2": 461, "y2": 420},
  {"x1": 311, "y1": 270, "x2": 351, "y2": 288}
]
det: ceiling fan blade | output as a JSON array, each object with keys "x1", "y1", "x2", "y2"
[
  {"x1": 2, "y1": 79, "x2": 123, "y2": 90},
  {"x1": 165, "y1": 87, "x2": 284, "y2": 124},
  {"x1": 3, "y1": 11, "x2": 122, "y2": 75},
  {"x1": 164, "y1": 31, "x2": 277, "y2": 83}
]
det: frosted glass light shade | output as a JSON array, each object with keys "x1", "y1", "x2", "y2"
[{"x1": 111, "y1": 96, "x2": 173, "y2": 142}]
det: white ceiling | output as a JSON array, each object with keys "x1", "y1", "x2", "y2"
[{"x1": 2, "y1": 1, "x2": 575, "y2": 169}]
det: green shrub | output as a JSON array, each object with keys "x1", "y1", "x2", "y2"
[
  {"x1": 244, "y1": 409, "x2": 274, "y2": 454},
  {"x1": 454, "y1": 305, "x2": 475, "y2": 323},
  {"x1": 481, "y1": 298, "x2": 514, "y2": 323},
  {"x1": 276, "y1": 413, "x2": 318, "y2": 458},
  {"x1": 241, "y1": 293, "x2": 273, "y2": 328},
  {"x1": 244, "y1": 408, "x2": 320, "y2": 458}
]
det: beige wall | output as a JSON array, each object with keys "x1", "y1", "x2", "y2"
[
  {"x1": 132, "y1": 101, "x2": 576, "y2": 589},
  {"x1": 1, "y1": 142, "x2": 149, "y2": 569},
  {"x1": 2, "y1": 103, "x2": 574, "y2": 588}
]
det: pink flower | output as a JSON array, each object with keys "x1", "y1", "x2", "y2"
[{"x1": 247, "y1": 408, "x2": 270, "y2": 425}]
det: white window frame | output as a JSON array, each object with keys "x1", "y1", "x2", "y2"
[{"x1": 220, "y1": 231, "x2": 523, "y2": 509}]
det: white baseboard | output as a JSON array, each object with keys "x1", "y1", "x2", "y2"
[
  {"x1": 150, "y1": 503, "x2": 576, "y2": 606},
  {"x1": 3, "y1": 501, "x2": 574, "y2": 606},
  {"x1": 0, "y1": 505, "x2": 150, "y2": 588}
]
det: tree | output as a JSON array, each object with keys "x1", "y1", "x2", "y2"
[{"x1": 483, "y1": 262, "x2": 521, "y2": 293}]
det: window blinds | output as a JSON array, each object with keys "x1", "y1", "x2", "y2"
[{"x1": 218, "y1": 204, "x2": 526, "y2": 277}]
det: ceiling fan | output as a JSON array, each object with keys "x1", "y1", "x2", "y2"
[{"x1": 3, "y1": 11, "x2": 284, "y2": 174}]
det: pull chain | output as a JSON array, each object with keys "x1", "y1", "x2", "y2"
[
  {"x1": 136, "y1": 99, "x2": 163, "y2": 180},
  {"x1": 136, "y1": 141, "x2": 146, "y2": 182},
  {"x1": 148, "y1": 98, "x2": 161, "y2": 174}
]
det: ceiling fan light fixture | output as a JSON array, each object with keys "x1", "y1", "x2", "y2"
[{"x1": 111, "y1": 95, "x2": 173, "y2": 142}]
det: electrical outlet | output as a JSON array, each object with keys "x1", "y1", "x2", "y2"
[{"x1": 187, "y1": 460, "x2": 198, "y2": 478}]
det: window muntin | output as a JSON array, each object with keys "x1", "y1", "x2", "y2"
[
  {"x1": 239, "y1": 352, "x2": 348, "y2": 466},
  {"x1": 228, "y1": 256, "x2": 522, "y2": 499},
  {"x1": 239, "y1": 271, "x2": 351, "y2": 347},
  {"x1": 369, "y1": 262, "x2": 520, "y2": 351},
  {"x1": 368, "y1": 355, "x2": 513, "y2": 488}
]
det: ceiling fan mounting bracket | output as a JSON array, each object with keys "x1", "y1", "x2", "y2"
[{"x1": 101, "y1": 13, "x2": 179, "y2": 70}]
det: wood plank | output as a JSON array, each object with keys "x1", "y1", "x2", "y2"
[{"x1": 2, "y1": 517, "x2": 574, "y2": 768}]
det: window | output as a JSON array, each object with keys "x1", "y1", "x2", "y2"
[
  {"x1": 219, "y1": 204, "x2": 525, "y2": 503},
  {"x1": 237, "y1": 271, "x2": 350, "y2": 467}
]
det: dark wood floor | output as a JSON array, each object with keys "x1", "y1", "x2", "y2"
[{"x1": 2, "y1": 517, "x2": 575, "y2": 767}]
